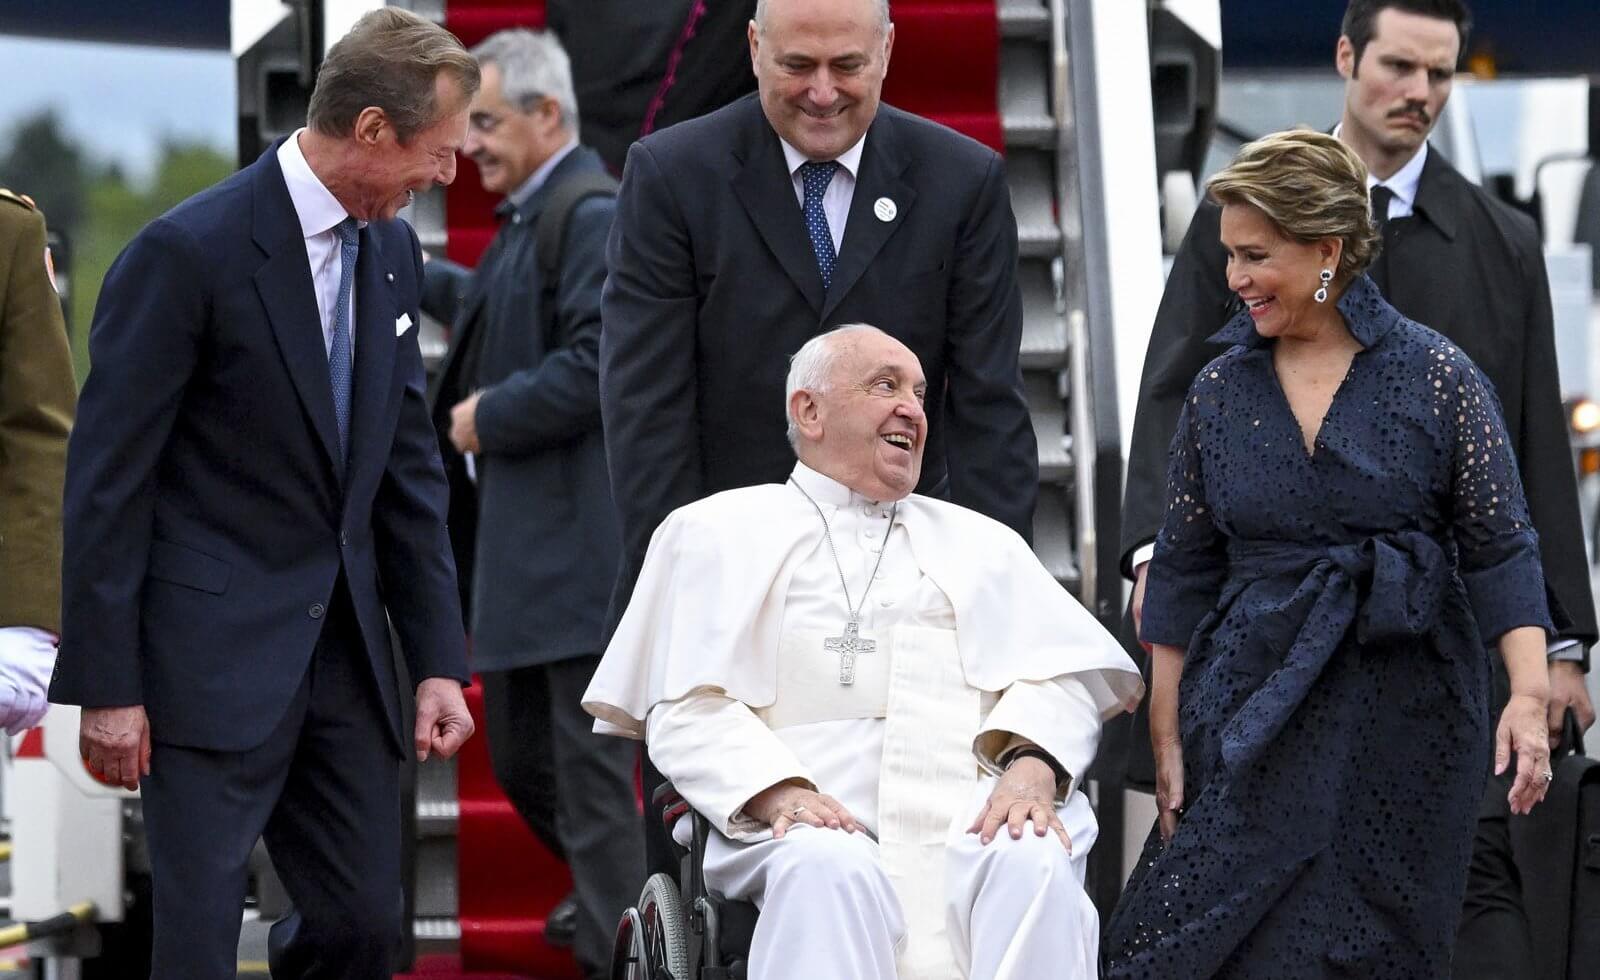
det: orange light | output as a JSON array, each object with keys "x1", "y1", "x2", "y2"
[
  {"x1": 1581, "y1": 448, "x2": 1600, "y2": 477},
  {"x1": 1572, "y1": 400, "x2": 1600, "y2": 434}
]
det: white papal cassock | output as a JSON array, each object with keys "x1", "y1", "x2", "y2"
[{"x1": 583, "y1": 463, "x2": 1143, "y2": 980}]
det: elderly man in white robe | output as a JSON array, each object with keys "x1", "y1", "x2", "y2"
[{"x1": 583, "y1": 324, "x2": 1143, "y2": 980}]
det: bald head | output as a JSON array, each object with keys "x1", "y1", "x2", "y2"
[
  {"x1": 748, "y1": 0, "x2": 894, "y2": 161},
  {"x1": 786, "y1": 325, "x2": 927, "y2": 502},
  {"x1": 754, "y1": 0, "x2": 890, "y2": 35}
]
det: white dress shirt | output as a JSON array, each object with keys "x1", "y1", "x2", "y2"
[
  {"x1": 1330, "y1": 123, "x2": 1427, "y2": 220},
  {"x1": 779, "y1": 133, "x2": 867, "y2": 254},
  {"x1": 276, "y1": 129, "x2": 359, "y2": 357}
]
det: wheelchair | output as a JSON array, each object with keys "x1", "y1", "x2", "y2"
[{"x1": 611, "y1": 785, "x2": 759, "y2": 980}]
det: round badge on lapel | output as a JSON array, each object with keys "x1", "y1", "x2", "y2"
[
  {"x1": 384, "y1": 272, "x2": 395, "y2": 283},
  {"x1": 873, "y1": 197, "x2": 897, "y2": 222}
]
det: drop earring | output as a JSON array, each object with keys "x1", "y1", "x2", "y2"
[{"x1": 1314, "y1": 268, "x2": 1333, "y2": 304}]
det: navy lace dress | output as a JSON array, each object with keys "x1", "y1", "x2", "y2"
[{"x1": 1103, "y1": 276, "x2": 1554, "y2": 978}]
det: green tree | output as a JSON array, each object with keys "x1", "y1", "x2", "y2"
[
  {"x1": 0, "y1": 110, "x2": 87, "y2": 235},
  {"x1": 69, "y1": 140, "x2": 234, "y2": 376}
]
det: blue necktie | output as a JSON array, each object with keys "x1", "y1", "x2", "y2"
[
  {"x1": 799, "y1": 160, "x2": 839, "y2": 289},
  {"x1": 329, "y1": 218, "x2": 358, "y2": 467}
]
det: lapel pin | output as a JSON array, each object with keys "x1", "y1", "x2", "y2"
[
  {"x1": 384, "y1": 272, "x2": 395, "y2": 283},
  {"x1": 873, "y1": 197, "x2": 897, "y2": 222}
]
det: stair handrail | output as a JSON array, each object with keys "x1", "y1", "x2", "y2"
[{"x1": 1048, "y1": 0, "x2": 1125, "y2": 625}]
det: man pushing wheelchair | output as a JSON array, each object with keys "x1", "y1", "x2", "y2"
[{"x1": 583, "y1": 325, "x2": 1142, "y2": 980}]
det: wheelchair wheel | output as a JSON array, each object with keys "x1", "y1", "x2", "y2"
[{"x1": 611, "y1": 871, "x2": 690, "y2": 980}]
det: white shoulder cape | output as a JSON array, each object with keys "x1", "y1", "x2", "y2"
[{"x1": 583, "y1": 483, "x2": 1144, "y2": 738}]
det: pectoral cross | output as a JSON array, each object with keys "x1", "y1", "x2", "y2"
[{"x1": 824, "y1": 617, "x2": 876, "y2": 685}]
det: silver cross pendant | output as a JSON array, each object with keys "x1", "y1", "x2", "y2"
[{"x1": 823, "y1": 617, "x2": 876, "y2": 685}]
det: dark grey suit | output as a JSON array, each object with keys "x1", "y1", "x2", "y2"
[{"x1": 422, "y1": 145, "x2": 641, "y2": 977}]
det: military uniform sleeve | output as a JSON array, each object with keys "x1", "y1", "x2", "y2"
[{"x1": 0, "y1": 202, "x2": 76, "y2": 633}]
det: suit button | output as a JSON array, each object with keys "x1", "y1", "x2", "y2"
[
  {"x1": 339, "y1": 531, "x2": 348, "y2": 547},
  {"x1": 309, "y1": 602, "x2": 326, "y2": 620}
]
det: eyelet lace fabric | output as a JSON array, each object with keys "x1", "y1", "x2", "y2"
[{"x1": 1103, "y1": 276, "x2": 1554, "y2": 979}]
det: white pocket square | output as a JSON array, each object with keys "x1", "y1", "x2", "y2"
[{"x1": 395, "y1": 314, "x2": 413, "y2": 336}]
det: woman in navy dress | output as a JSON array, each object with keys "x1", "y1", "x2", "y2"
[{"x1": 1103, "y1": 130, "x2": 1556, "y2": 978}]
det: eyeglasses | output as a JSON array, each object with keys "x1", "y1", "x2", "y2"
[
  {"x1": 468, "y1": 95, "x2": 551, "y2": 134},
  {"x1": 468, "y1": 111, "x2": 509, "y2": 135}
]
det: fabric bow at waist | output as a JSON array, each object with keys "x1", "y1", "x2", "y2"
[
  {"x1": 1227, "y1": 530, "x2": 1450, "y2": 645},
  {"x1": 1216, "y1": 531, "x2": 1452, "y2": 775}
]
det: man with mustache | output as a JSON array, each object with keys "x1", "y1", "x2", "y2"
[
  {"x1": 421, "y1": 28, "x2": 641, "y2": 979},
  {"x1": 1119, "y1": 2, "x2": 1596, "y2": 976},
  {"x1": 599, "y1": 0, "x2": 1039, "y2": 876}
]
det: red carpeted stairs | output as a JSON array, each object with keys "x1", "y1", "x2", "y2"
[{"x1": 434, "y1": 2, "x2": 1001, "y2": 977}]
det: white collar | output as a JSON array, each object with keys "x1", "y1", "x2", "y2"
[
  {"x1": 788, "y1": 460, "x2": 901, "y2": 514},
  {"x1": 1332, "y1": 123, "x2": 1427, "y2": 209},
  {"x1": 276, "y1": 128, "x2": 357, "y2": 239},
  {"x1": 507, "y1": 136, "x2": 582, "y2": 209},
  {"x1": 1371, "y1": 139, "x2": 1427, "y2": 209},
  {"x1": 779, "y1": 131, "x2": 867, "y2": 180}
]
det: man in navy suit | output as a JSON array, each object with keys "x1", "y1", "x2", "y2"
[{"x1": 50, "y1": 10, "x2": 479, "y2": 978}]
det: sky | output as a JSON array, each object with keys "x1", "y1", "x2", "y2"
[{"x1": 0, "y1": 35, "x2": 235, "y2": 184}]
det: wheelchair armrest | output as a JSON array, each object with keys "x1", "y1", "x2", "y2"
[{"x1": 654, "y1": 783, "x2": 691, "y2": 833}]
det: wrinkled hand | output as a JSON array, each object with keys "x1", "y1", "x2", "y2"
[
  {"x1": 414, "y1": 678, "x2": 474, "y2": 762},
  {"x1": 1153, "y1": 734, "x2": 1185, "y2": 843},
  {"x1": 1497, "y1": 692, "x2": 1552, "y2": 815},
  {"x1": 80, "y1": 705, "x2": 150, "y2": 791},
  {"x1": 968, "y1": 756, "x2": 1070, "y2": 852},
  {"x1": 1548, "y1": 660, "x2": 1595, "y2": 750},
  {"x1": 746, "y1": 780, "x2": 858, "y2": 838},
  {"x1": 1132, "y1": 562, "x2": 1149, "y2": 644},
  {"x1": 448, "y1": 392, "x2": 482, "y2": 454}
]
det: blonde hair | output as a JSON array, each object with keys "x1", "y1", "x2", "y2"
[{"x1": 1206, "y1": 128, "x2": 1381, "y2": 285}]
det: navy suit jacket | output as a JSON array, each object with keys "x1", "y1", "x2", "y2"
[
  {"x1": 600, "y1": 93, "x2": 1038, "y2": 629},
  {"x1": 51, "y1": 146, "x2": 468, "y2": 754}
]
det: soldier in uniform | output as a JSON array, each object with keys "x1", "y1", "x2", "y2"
[{"x1": 0, "y1": 188, "x2": 76, "y2": 735}]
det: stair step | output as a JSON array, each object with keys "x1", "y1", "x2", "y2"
[
  {"x1": 1024, "y1": 371, "x2": 1072, "y2": 481},
  {"x1": 414, "y1": 915, "x2": 461, "y2": 953},
  {"x1": 417, "y1": 798, "x2": 460, "y2": 834},
  {"x1": 1000, "y1": 40, "x2": 1054, "y2": 149},
  {"x1": 1033, "y1": 486, "x2": 1084, "y2": 589},
  {"x1": 1007, "y1": 149, "x2": 1061, "y2": 258},
  {"x1": 1019, "y1": 259, "x2": 1066, "y2": 369},
  {"x1": 997, "y1": 0, "x2": 1051, "y2": 40},
  {"x1": 415, "y1": 835, "x2": 459, "y2": 918}
]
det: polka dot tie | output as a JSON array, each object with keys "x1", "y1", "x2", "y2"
[
  {"x1": 329, "y1": 218, "x2": 358, "y2": 469},
  {"x1": 799, "y1": 160, "x2": 839, "y2": 289}
]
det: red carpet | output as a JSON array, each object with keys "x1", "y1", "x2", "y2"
[{"x1": 438, "y1": 2, "x2": 1000, "y2": 975}]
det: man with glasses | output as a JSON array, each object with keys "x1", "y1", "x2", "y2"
[{"x1": 421, "y1": 28, "x2": 639, "y2": 979}]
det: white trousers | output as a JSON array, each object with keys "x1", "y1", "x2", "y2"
[{"x1": 700, "y1": 781, "x2": 1101, "y2": 980}]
